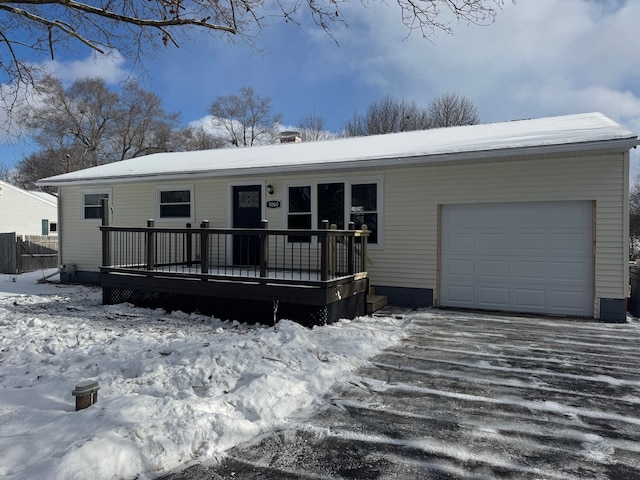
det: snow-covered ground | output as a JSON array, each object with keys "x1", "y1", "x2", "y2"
[{"x1": 0, "y1": 270, "x2": 409, "y2": 479}]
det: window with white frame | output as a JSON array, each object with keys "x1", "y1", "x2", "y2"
[
  {"x1": 286, "y1": 180, "x2": 380, "y2": 244},
  {"x1": 287, "y1": 185, "x2": 312, "y2": 242},
  {"x1": 82, "y1": 191, "x2": 110, "y2": 220},
  {"x1": 350, "y1": 183, "x2": 378, "y2": 244},
  {"x1": 157, "y1": 186, "x2": 193, "y2": 220}
]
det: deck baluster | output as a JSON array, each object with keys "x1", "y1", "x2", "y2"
[
  {"x1": 186, "y1": 223, "x2": 192, "y2": 268},
  {"x1": 200, "y1": 220, "x2": 210, "y2": 274},
  {"x1": 347, "y1": 221, "x2": 355, "y2": 274},
  {"x1": 146, "y1": 220, "x2": 155, "y2": 270},
  {"x1": 320, "y1": 220, "x2": 329, "y2": 281},
  {"x1": 260, "y1": 220, "x2": 268, "y2": 278}
]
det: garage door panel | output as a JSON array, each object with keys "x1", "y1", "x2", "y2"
[
  {"x1": 514, "y1": 261, "x2": 546, "y2": 281},
  {"x1": 444, "y1": 233, "x2": 475, "y2": 253},
  {"x1": 513, "y1": 233, "x2": 547, "y2": 253},
  {"x1": 479, "y1": 286, "x2": 510, "y2": 306},
  {"x1": 478, "y1": 233, "x2": 509, "y2": 251},
  {"x1": 514, "y1": 288, "x2": 547, "y2": 308},
  {"x1": 550, "y1": 233, "x2": 587, "y2": 253},
  {"x1": 441, "y1": 201, "x2": 593, "y2": 317},
  {"x1": 550, "y1": 262, "x2": 590, "y2": 283},
  {"x1": 478, "y1": 204, "x2": 512, "y2": 226},
  {"x1": 446, "y1": 258, "x2": 474, "y2": 276},
  {"x1": 551, "y1": 289, "x2": 590, "y2": 311},
  {"x1": 446, "y1": 285, "x2": 475, "y2": 304},
  {"x1": 514, "y1": 204, "x2": 548, "y2": 227}
]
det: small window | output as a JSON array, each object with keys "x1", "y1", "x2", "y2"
[
  {"x1": 49, "y1": 222, "x2": 58, "y2": 233},
  {"x1": 351, "y1": 183, "x2": 378, "y2": 244},
  {"x1": 83, "y1": 192, "x2": 109, "y2": 220},
  {"x1": 158, "y1": 187, "x2": 192, "y2": 219},
  {"x1": 288, "y1": 186, "x2": 311, "y2": 242}
]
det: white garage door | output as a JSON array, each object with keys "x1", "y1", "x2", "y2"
[{"x1": 440, "y1": 201, "x2": 593, "y2": 316}]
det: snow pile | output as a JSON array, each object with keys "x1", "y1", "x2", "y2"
[{"x1": 0, "y1": 271, "x2": 408, "y2": 479}]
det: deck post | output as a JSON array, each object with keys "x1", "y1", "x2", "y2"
[
  {"x1": 186, "y1": 223, "x2": 193, "y2": 267},
  {"x1": 146, "y1": 220, "x2": 155, "y2": 270},
  {"x1": 260, "y1": 220, "x2": 268, "y2": 278},
  {"x1": 347, "y1": 221, "x2": 355, "y2": 275},
  {"x1": 320, "y1": 220, "x2": 329, "y2": 281},
  {"x1": 360, "y1": 224, "x2": 368, "y2": 273},
  {"x1": 101, "y1": 198, "x2": 110, "y2": 267},
  {"x1": 200, "y1": 220, "x2": 209, "y2": 274}
]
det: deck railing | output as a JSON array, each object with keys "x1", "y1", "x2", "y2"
[{"x1": 100, "y1": 219, "x2": 369, "y2": 285}]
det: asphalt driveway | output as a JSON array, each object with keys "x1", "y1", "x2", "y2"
[{"x1": 160, "y1": 309, "x2": 640, "y2": 479}]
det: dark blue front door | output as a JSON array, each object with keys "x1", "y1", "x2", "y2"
[{"x1": 232, "y1": 185, "x2": 262, "y2": 265}]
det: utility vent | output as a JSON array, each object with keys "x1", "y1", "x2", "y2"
[{"x1": 279, "y1": 131, "x2": 301, "y2": 143}]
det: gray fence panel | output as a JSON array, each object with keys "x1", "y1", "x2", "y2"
[
  {"x1": 18, "y1": 235, "x2": 59, "y2": 273},
  {"x1": 0, "y1": 232, "x2": 17, "y2": 274}
]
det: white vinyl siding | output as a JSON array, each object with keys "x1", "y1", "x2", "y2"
[
  {"x1": 57, "y1": 150, "x2": 628, "y2": 319},
  {"x1": 0, "y1": 181, "x2": 58, "y2": 236}
]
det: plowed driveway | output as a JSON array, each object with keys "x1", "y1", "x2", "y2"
[{"x1": 161, "y1": 310, "x2": 640, "y2": 479}]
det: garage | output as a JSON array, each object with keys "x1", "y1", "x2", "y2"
[{"x1": 440, "y1": 201, "x2": 593, "y2": 316}]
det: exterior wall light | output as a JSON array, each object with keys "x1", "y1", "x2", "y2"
[{"x1": 266, "y1": 184, "x2": 274, "y2": 195}]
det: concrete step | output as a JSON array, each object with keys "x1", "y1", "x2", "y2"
[{"x1": 366, "y1": 294, "x2": 388, "y2": 314}]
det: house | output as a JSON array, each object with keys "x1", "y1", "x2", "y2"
[
  {"x1": 0, "y1": 180, "x2": 58, "y2": 235},
  {"x1": 38, "y1": 112, "x2": 638, "y2": 323}
]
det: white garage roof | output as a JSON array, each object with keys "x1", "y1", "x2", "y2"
[{"x1": 38, "y1": 112, "x2": 638, "y2": 186}]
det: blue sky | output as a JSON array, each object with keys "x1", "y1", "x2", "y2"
[{"x1": 1, "y1": 0, "x2": 639, "y2": 175}]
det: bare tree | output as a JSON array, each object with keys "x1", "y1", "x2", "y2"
[
  {"x1": 108, "y1": 80, "x2": 181, "y2": 161},
  {"x1": 19, "y1": 76, "x2": 119, "y2": 167},
  {"x1": 13, "y1": 146, "x2": 83, "y2": 192},
  {"x1": 296, "y1": 111, "x2": 334, "y2": 142},
  {"x1": 0, "y1": 1, "x2": 507, "y2": 113},
  {"x1": 427, "y1": 92, "x2": 479, "y2": 128},
  {"x1": 174, "y1": 124, "x2": 227, "y2": 151},
  {"x1": 0, "y1": 160, "x2": 10, "y2": 181},
  {"x1": 208, "y1": 87, "x2": 283, "y2": 147},
  {"x1": 14, "y1": 75, "x2": 183, "y2": 186},
  {"x1": 344, "y1": 96, "x2": 430, "y2": 137}
]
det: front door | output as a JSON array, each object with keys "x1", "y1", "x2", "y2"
[{"x1": 232, "y1": 185, "x2": 262, "y2": 265}]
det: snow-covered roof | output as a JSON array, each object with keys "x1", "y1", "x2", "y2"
[
  {"x1": 37, "y1": 112, "x2": 638, "y2": 186},
  {"x1": 0, "y1": 180, "x2": 58, "y2": 206}
]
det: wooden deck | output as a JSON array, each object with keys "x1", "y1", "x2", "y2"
[{"x1": 100, "y1": 219, "x2": 370, "y2": 326}]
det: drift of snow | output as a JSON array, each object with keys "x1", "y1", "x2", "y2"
[{"x1": 0, "y1": 270, "x2": 409, "y2": 479}]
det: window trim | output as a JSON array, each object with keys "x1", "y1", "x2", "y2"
[
  {"x1": 284, "y1": 176, "x2": 383, "y2": 247},
  {"x1": 155, "y1": 185, "x2": 195, "y2": 222},
  {"x1": 81, "y1": 188, "x2": 111, "y2": 222}
]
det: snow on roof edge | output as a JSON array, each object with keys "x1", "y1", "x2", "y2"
[{"x1": 37, "y1": 112, "x2": 639, "y2": 187}]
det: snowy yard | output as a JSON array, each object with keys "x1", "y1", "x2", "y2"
[{"x1": 0, "y1": 270, "x2": 408, "y2": 479}]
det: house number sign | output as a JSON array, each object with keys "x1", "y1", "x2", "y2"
[{"x1": 267, "y1": 200, "x2": 281, "y2": 208}]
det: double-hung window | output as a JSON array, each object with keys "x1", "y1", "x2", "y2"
[
  {"x1": 157, "y1": 186, "x2": 193, "y2": 220},
  {"x1": 82, "y1": 190, "x2": 110, "y2": 220}
]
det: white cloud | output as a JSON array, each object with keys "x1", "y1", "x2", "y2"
[
  {"x1": 41, "y1": 50, "x2": 130, "y2": 85},
  {"x1": 303, "y1": 0, "x2": 640, "y2": 125}
]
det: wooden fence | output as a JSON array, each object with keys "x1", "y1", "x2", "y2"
[{"x1": 0, "y1": 233, "x2": 58, "y2": 274}]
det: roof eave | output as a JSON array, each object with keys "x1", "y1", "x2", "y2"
[{"x1": 37, "y1": 137, "x2": 639, "y2": 187}]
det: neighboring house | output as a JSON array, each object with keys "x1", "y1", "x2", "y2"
[
  {"x1": 38, "y1": 112, "x2": 639, "y2": 323},
  {"x1": 0, "y1": 180, "x2": 58, "y2": 235}
]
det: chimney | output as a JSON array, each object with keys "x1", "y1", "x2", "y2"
[{"x1": 279, "y1": 131, "x2": 302, "y2": 143}]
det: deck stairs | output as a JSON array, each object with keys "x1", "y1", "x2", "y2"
[{"x1": 366, "y1": 286, "x2": 388, "y2": 314}]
